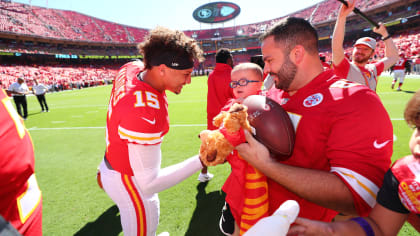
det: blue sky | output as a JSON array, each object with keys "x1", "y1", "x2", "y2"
[{"x1": 14, "y1": 0, "x2": 325, "y2": 30}]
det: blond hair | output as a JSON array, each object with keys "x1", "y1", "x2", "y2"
[{"x1": 231, "y1": 62, "x2": 263, "y2": 81}]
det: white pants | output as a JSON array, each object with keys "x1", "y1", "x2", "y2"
[
  {"x1": 99, "y1": 146, "x2": 202, "y2": 236},
  {"x1": 99, "y1": 160, "x2": 159, "y2": 236},
  {"x1": 393, "y1": 70, "x2": 405, "y2": 83}
]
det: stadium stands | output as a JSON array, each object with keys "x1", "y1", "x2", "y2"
[
  {"x1": 0, "y1": 64, "x2": 117, "y2": 90},
  {"x1": 0, "y1": 0, "x2": 419, "y2": 89}
]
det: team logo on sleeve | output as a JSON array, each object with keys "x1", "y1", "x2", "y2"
[
  {"x1": 397, "y1": 161, "x2": 420, "y2": 213},
  {"x1": 303, "y1": 93, "x2": 323, "y2": 107},
  {"x1": 398, "y1": 179, "x2": 420, "y2": 213}
]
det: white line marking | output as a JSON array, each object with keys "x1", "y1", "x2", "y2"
[{"x1": 27, "y1": 124, "x2": 207, "y2": 131}]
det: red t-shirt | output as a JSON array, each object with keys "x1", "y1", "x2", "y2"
[
  {"x1": 0, "y1": 89, "x2": 42, "y2": 235},
  {"x1": 106, "y1": 61, "x2": 169, "y2": 175},
  {"x1": 207, "y1": 63, "x2": 234, "y2": 130},
  {"x1": 265, "y1": 70, "x2": 393, "y2": 219}
]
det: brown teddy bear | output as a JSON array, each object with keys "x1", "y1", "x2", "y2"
[{"x1": 199, "y1": 103, "x2": 252, "y2": 166}]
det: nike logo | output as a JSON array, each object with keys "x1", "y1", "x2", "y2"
[
  {"x1": 142, "y1": 117, "x2": 156, "y2": 125},
  {"x1": 373, "y1": 140, "x2": 391, "y2": 149}
]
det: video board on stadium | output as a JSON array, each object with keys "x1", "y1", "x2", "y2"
[{"x1": 193, "y1": 2, "x2": 240, "y2": 24}]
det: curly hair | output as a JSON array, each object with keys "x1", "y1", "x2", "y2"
[
  {"x1": 404, "y1": 89, "x2": 420, "y2": 128},
  {"x1": 137, "y1": 26, "x2": 204, "y2": 69}
]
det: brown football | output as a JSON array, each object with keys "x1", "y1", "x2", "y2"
[{"x1": 243, "y1": 95, "x2": 295, "y2": 161}]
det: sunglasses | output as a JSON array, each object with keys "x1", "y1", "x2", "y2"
[{"x1": 229, "y1": 78, "x2": 260, "y2": 88}]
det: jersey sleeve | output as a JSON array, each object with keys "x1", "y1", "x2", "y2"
[
  {"x1": 327, "y1": 86, "x2": 393, "y2": 216},
  {"x1": 377, "y1": 169, "x2": 409, "y2": 214},
  {"x1": 332, "y1": 58, "x2": 351, "y2": 79}
]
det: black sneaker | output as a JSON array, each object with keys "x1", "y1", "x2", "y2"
[{"x1": 219, "y1": 202, "x2": 235, "y2": 235}]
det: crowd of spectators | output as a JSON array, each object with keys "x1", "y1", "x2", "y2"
[
  {"x1": 0, "y1": 64, "x2": 118, "y2": 92},
  {"x1": 0, "y1": 1, "x2": 149, "y2": 43},
  {"x1": 0, "y1": 0, "x2": 419, "y2": 87},
  {"x1": 0, "y1": 0, "x2": 411, "y2": 43}
]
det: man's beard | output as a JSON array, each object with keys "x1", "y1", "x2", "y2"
[
  {"x1": 271, "y1": 57, "x2": 297, "y2": 91},
  {"x1": 353, "y1": 53, "x2": 370, "y2": 64}
]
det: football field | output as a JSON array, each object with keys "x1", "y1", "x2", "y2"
[{"x1": 22, "y1": 74, "x2": 419, "y2": 235}]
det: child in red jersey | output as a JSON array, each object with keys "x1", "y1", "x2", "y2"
[{"x1": 219, "y1": 62, "x2": 266, "y2": 236}]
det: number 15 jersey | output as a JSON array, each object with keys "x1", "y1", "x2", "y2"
[{"x1": 106, "y1": 61, "x2": 169, "y2": 176}]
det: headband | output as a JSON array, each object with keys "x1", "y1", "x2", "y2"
[{"x1": 149, "y1": 51, "x2": 194, "y2": 70}]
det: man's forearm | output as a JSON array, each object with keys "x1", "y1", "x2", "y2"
[
  {"x1": 383, "y1": 37, "x2": 399, "y2": 68},
  {"x1": 253, "y1": 159, "x2": 357, "y2": 215},
  {"x1": 332, "y1": 16, "x2": 347, "y2": 65}
]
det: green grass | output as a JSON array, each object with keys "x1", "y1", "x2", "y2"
[{"x1": 22, "y1": 74, "x2": 420, "y2": 235}]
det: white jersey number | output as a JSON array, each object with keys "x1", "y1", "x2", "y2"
[{"x1": 134, "y1": 91, "x2": 160, "y2": 109}]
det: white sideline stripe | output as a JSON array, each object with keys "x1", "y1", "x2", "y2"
[
  {"x1": 28, "y1": 118, "x2": 405, "y2": 131},
  {"x1": 28, "y1": 124, "x2": 206, "y2": 131}
]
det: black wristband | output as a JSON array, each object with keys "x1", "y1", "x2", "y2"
[{"x1": 382, "y1": 35, "x2": 392, "y2": 41}]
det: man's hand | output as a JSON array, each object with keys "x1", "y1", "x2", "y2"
[
  {"x1": 236, "y1": 130, "x2": 271, "y2": 167},
  {"x1": 287, "y1": 217, "x2": 335, "y2": 236},
  {"x1": 373, "y1": 22, "x2": 389, "y2": 38},
  {"x1": 338, "y1": 0, "x2": 356, "y2": 18}
]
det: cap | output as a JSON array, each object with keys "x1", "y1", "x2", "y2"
[{"x1": 354, "y1": 37, "x2": 376, "y2": 50}]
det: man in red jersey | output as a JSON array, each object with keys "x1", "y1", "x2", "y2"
[
  {"x1": 0, "y1": 89, "x2": 42, "y2": 235},
  {"x1": 236, "y1": 17, "x2": 393, "y2": 224},
  {"x1": 207, "y1": 48, "x2": 234, "y2": 131},
  {"x1": 391, "y1": 53, "x2": 409, "y2": 91},
  {"x1": 98, "y1": 27, "x2": 206, "y2": 236},
  {"x1": 331, "y1": 0, "x2": 398, "y2": 91},
  {"x1": 201, "y1": 48, "x2": 235, "y2": 182}
]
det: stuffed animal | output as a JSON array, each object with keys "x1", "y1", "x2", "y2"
[
  {"x1": 199, "y1": 103, "x2": 252, "y2": 166},
  {"x1": 243, "y1": 200, "x2": 300, "y2": 236}
]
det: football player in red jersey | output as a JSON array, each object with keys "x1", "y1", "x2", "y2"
[
  {"x1": 0, "y1": 89, "x2": 42, "y2": 235},
  {"x1": 391, "y1": 53, "x2": 409, "y2": 91},
  {"x1": 98, "y1": 27, "x2": 208, "y2": 236},
  {"x1": 236, "y1": 17, "x2": 393, "y2": 225}
]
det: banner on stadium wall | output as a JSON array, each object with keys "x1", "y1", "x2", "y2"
[
  {"x1": 78, "y1": 55, "x2": 143, "y2": 59},
  {"x1": 193, "y1": 2, "x2": 241, "y2": 24},
  {"x1": 56, "y1": 54, "x2": 78, "y2": 59},
  {"x1": 0, "y1": 52, "x2": 15, "y2": 56}
]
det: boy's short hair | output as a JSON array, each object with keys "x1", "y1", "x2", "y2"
[
  {"x1": 231, "y1": 62, "x2": 263, "y2": 81},
  {"x1": 404, "y1": 89, "x2": 420, "y2": 128},
  {"x1": 215, "y1": 48, "x2": 232, "y2": 64}
]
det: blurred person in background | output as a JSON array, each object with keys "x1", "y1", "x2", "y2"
[
  {"x1": 202, "y1": 48, "x2": 235, "y2": 182},
  {"x1": 8, "y1": 77, "x2": 29, "y2": 120},
  {"x1": 331, "y1": 0, "x2": 398, "y2": 91},
  {"x1": 32, "y1": 79, "x2": 49, "y2": 112}
]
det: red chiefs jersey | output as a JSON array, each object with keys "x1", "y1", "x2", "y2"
[
  {"x1": 106, "y1": 61, "x2": 169, "y2": 176},
  {"x1": 0, "y1": 89, "x2": 42, "y2": 235},
  {"x1": 266, "y1": 70, "x2": 393, "y2": 220},
  {"x1": 393, "y1": 58, "x2": 407, "y2": 71}
]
